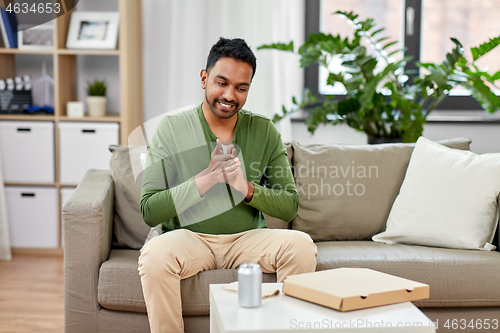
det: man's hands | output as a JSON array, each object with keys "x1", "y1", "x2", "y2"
[
  {"x1": 195, "y1": 139, "x2": 253, "y2": 200},
  {"x1": 210, "y1": 139, "x2": 236, "y2": 171}
]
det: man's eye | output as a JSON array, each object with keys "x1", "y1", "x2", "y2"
[
  {"x1": 238, "y1": 88, "x2": 247, "y2": 92},
  {"x1": 217, "y1": 81, "x2": 226, "y2": 86}
]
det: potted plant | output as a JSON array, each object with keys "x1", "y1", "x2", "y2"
[
  {"x1": 86, "y1": 80, "x2": 107, "y2": 117},
  {"x1": 258, "y1": 11, "x2": 500, "y2": 143}
]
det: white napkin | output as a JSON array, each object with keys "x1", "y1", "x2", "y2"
[{"x1": 223, "y1": 282, "x2": 280, "y2": 299}]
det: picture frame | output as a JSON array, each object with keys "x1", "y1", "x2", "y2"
[
  {"x1": 18, "y1": 23, "x2": 54, "y2": 50},
  {"x1": 66, "y1": 12, "x2": 120, "y2": 50}
]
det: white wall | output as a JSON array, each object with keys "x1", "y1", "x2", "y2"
[
  {"x1": 290, "y1": 122, "x2": 500, "y2": 154},
  {"x1": 423, "y1": 123, "x2": 500, "y2": 154}
]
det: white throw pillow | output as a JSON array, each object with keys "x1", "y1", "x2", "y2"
[{"x1": 372, "y1": 137, "x2": 500, "y2": 251}]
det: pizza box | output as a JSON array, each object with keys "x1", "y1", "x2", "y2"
[{"x1": 283, "y1": 267, "x2": 429, "y2": 312}]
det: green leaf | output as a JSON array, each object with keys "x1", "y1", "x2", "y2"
[
  {"x1": 335, "y1": 10, "x2": 358, "y2": 23},
  {"x1": 371, "y1": 28, "x2": 385, "y2": 37},
  {"x1": 382, "y1": 41, "x2": 398, "y2": 50},
  {"x1": 417, "y1": 62, "x2": 436, "y2": 70},
  {"x1": 257, "y1": 41, "x2": 294, "y2": 52},
  {"x1": 327, "y1": 73, "x2": 344, "y2": 86},
  {"x1": 272, "y1": 114, "x2": 283, "y2": 123},
  {"x1": 471, "y1": 48, "x2": 479, "y2": 61},
  {"x1": 470, "y1": 35, "x2": 500, "y2": 61},
  {"x1": 492, "y1": 71, "x2": 500, "y2": 81},
  {"x1": 299, "y1": 46, "x2": 323, "y2": 68},
  {"x1": 375, "y1": 37, "x2": 390, "y2": 44}
]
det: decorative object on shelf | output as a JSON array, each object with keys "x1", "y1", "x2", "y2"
[
  {"x1": 259, "y1": 11, "x2": 500, "y2": 143},
  {"x1": 0, "y1": 7, "x2": 18, "y2": 48},
  {"x1": 0, "y1": 76, "x2": 33, "y2": 114},
  {"x1": 67, "y1": 101, "x2": 84, "y2": 118},
  {"x1": 0, "y1": 13, "x2": 6, "y2": 48},
  {"x1": 33, "y1": 61, "x2": 54, "y2": 108},
  {"x1": 66, "y1": 12, "x2": 120, "y2": 50},
  {"x1": 86, "y1": 80, "x2": 107, "y2": 117},
  {"x1": 18, "y1": 23, "x2": 54, "y2": 50},
  {"x1": 26, "y1": 105, "x2": 53, "y2": 114}
]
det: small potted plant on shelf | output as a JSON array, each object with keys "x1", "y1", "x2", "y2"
[
  {"x1": 258, "y1": 11, "x2": 500, "y2": 143},
  {"x1": 86, "y1": 79, "x2": 107, "y2": 117}
]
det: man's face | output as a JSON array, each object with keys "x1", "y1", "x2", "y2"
[{"x1": 201, "y1": 57, "x2": 253, "y2": 119}]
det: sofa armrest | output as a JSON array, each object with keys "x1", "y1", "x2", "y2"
[{"x1": 63, "y1": 169, "x2": 114, "y2": 332}]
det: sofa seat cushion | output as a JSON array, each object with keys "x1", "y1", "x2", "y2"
[
  {"x1": 97, "y1": 249, "x2": 277, "y2": 315},
  {"x1": 316, "y1": 241, "x2": 500, "y2": 307}
]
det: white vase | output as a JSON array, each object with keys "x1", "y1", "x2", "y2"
[{"x1": 86, "y1": 96, "x2": 107, "y2": 117}]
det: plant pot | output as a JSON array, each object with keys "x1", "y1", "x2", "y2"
[
  {"x1": 86, "y1": 96, "x2": 107, "y2": 117},
  {"x1": 367, "y1": 136, "x2": 404, "y2": 145}
]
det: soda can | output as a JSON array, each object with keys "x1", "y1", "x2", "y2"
[{"x1": 238, "y1": 263, "x2": 262, "y2": 308}]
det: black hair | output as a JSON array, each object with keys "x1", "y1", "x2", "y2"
[{"x1": 206, "y1": 37, "x2": 257, "y2": 79}]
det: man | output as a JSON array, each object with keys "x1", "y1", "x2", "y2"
[{"x1": 138, "y1": 37, "x2": 317, "y2": 333}]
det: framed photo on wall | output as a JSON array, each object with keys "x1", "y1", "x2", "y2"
[
  {"x1": 18, "y1": 23, "x2": 54, "y2": 50},
  {"x1": 66, "y1": 12, "x2": 119, "y2": 49}
]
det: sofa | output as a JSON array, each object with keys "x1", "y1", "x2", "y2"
[{"x1": 63, "y1": 138, "x2": 500, "y2": 333}]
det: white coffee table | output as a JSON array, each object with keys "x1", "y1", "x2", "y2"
[{"x1": 210, "y1": 283, "x2": 436, "y2": 332}]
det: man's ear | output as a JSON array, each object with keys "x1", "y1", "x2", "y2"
[{"x1": 200, "y1": 69, "x2": 207, "y2": 89}]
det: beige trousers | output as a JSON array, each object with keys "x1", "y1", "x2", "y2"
[{"x1": 138, "y1": 228, "x2": 317, "y2": 333}]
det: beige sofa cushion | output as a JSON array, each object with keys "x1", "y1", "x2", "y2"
[
  {"x1": 262, "y1": 142, "x2": 293, "y2": 230},
  {"x1": 291, "y1": 138, "x2": 472, "y2": 241},
  {"x1": 316, "y1": 241, "x2": 500, "y2": 307},
  {"x1": 97, "y1": 249, "x2": 277, "y2": 315},
  {"x1": 98, "y1": 242, "x2": 500, "y2": 314},
  {"x1": 109, "y1": 145, "x2": 151, "y2": 249},
  {"x1": 373, "y1": 137, "x2": 500, "y2": 250}
]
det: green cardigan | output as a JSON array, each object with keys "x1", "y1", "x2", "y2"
[{"x1": 140, "y1": 104, "x2": 298, "y2": 234}]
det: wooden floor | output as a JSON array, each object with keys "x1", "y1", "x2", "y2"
[{"x1": 0, "y1": 255, "x2": 64, "y2": 333}]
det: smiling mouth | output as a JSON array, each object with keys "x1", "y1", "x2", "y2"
[{"x1": 217, "y1": 101, "x2": 235, "y2": 110}]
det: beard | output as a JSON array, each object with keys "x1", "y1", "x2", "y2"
[{"x1": 205, "y1": 94, "x2": 240, "y2": 119}]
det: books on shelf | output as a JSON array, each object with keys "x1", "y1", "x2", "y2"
[{"x1": 0, "y1": 8, "x2": 18, "y2": 48}]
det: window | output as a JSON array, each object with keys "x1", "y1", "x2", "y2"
[
  {"x1": 319, "y1": 0, "x2": 404, "y2": 95},
  {"x1": 306, "y1": 0, "x2": 500, "y2": 110}
]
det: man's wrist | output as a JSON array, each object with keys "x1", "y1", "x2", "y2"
[
  {"x1": 195, "y1": 169, "x2": 217, "y2": 196},
  {"x1": 245, "y1": 181, "x2": 254, "y2": 201}
]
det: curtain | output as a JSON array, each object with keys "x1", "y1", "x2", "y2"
[
  {"x1": 0, "y1": 156, "x2": 11, "y2": 260},
  {"x1": 142, "y1": 0, "x2": 304, "y2": 141}
]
